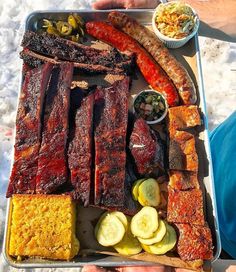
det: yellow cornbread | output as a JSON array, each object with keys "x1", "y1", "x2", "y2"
[{"x1": 9, "y1": 194, "x2": 80, "y2": 260}]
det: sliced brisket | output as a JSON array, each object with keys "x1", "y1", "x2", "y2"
[
  {"x1": 36, "y1": 62, "x2": 73, "y2": 193},
  {"x1": 21, "y1": 31, "x2": 134, "y2": 74},
  {"x1": 129, "y1": 118, "x2": 165, "y2": 176},
  {"x1": 6, "y1": 63, "x2": 53, "y2": 197},
  {"x1": 94, "y1": 77, "x2": 130, "y2": 207}
]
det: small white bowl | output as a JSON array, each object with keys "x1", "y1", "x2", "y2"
[
  {"x1": 152, "y1": 2, "x2": 200, "y2": 49},
  {"x1": 133, "y1": 90, "x2": 168, "y2": 125}
]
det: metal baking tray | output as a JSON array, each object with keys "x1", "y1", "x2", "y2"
[{"x1": 3, "y1": 9, "x2": 221, "y2": 269}]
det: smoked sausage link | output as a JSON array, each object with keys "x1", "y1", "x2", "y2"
[
  {"x1": 86, "y1": 21, "x2": 179, "y2": 107},
  {"x1": 108, "y1": 11, "x2": 197, "y2": 105}
]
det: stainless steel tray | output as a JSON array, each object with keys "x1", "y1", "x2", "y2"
[{"x1": 3, "y1": 9, "x2": 221, "y2": 269}]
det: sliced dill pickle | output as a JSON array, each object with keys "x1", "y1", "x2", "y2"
[
  {"x1": 111, "y1": 211, "x2": 128, "y2": 231},
  {"x1": 130, "y1": 207, "x2": 159, "y2": 239},
  {"x1": 96, "y1": 213, "x2": 125, "y2": 247},
  {"x1": 114, "y1": 225, "x2": 142, "y2": 255},
  {"x1": 138, "y1": 178, "x2": 161, "y2": 207},
  {"x1": 132, "y1": 178, "x2": 145, "y2": 201},
  {"x1": 138, "y1": 219, "x2": 166, "y2": 245},
  {"x1": 142, "y1": 223, "x2": 177, "y2": 254}
]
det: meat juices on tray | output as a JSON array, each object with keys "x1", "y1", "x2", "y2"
[
  {"x1": 68, "y1": 90, "x2": 94, "y2": 206},
  {"x1": 36, "y1": 62, "x2": 73, "y2": 194},
  {"x1": 6, "y1": 63, "x2": 54, "y2": 197},
  {"x1": 94, "y1": 77, "x2": 130, "y2": 207}
]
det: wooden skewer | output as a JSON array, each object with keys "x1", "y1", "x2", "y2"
[{"x1": 79, "y1": 249, "x2": 210, "y2": 271}]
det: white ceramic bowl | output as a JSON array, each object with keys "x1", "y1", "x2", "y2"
[
  {"x1": 152, "y1": 2, "x2": 200, "y2": 49},
  {"x1": 133, "y1": 90, "x2": 168, "y2": 125}
]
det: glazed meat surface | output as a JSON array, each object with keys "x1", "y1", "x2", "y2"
[
  {"x1": 169, "y1": 170, "x2": 199, "y2": 190},
  {"x1": 175, "y1": 223, "x2": 213, "y2": 261},
  {"x1": 168, "y1": 105, "x2": 201, "y2": 135},
  {"x1": 94, "y1": 77, "x2": 130, "y2": 206},
  {"x1": 169, "y1": 130, "x2": 198, "y2": 171},
  {"x1": 129, "y1": 118, "x2": 164, "y2": 176},
  {"x1": 167, "y1": 188, "x2": 204, "y2": 225},
  {"x1": 36, "y1": 63, "x2": 73, "y2": 193},
  {"x1": 6, "y1": 63, "x2": 53, "y2": 197},
  {"x1": 68, "y1": 90, "x2": 94, "y2": 206}
]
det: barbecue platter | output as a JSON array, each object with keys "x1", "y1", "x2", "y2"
[{"x1": 3, "y1": 9, "x2": 220, "y2": 271}]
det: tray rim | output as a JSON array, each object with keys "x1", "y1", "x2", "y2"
[{"x1": 2, "y1": 8, "x2": 221, "y2": 268}]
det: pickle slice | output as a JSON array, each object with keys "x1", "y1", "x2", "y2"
[
  {"x1": 142, "y1": 223, "x2": 177, "y2": 254},
  {"x1": 114, "y1": 225, "x2": 142, "y2": 255},
  {"x1": 138, "y1": 219, "x2": 166, "y2": 245},
  {"x1": 131, "y1": 207, "x2": 159, "y2": 239},
  {"x1": 138, "y1": 178, "x2": 161, "y2": 207},
  {"x1": 111, "y1": 211, "x2": 128, "y2": 231},
  {"x1": 94, "y1": 212, "x2": 108, "y2": 237},
  {"x1": 132, "y1": 179, "x2": 145, "y2": 201},
  {"x1": 96, "y1": 214, "x2": 125, "y2": 247}
]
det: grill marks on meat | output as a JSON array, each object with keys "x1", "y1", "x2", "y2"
[
  {"x1": 6, "y1": 63, "x2": 53, "y2": 197},
  {"x1": 68, "y1": 90, "x2": 94, "y2": 206},
  {"x1": 36, "y1": 63, "x2": 73, "y2": 193},
  {"x1": 129, "y1": 118, "x2": 164, "y2": 176},
  {"x1": 94, "y1": 77, "x2": 130, "y2": 206},
  {"x1": 175, "y1": 224, "x2": 213, "y2": 261},
  {"x1": 108, "y1": 11, "x2": 197, "y2": 105},
  {"x1": 21, "y1": 31, "x2": 134, "y2": 74}
]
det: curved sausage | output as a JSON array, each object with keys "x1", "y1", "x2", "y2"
[
  {"x1": 108, "y1": 11, "x2": 197, "y2": 105},
  {"x1": 86, "y1": 21, "x2": 179, "y2": 107}
]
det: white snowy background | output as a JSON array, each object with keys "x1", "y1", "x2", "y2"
[{"x1": 0, "y1": 0, "x2": 235, "y2": 271}]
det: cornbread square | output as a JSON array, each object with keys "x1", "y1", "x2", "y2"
[
  {"x1": 169, "y1": 131, "x2": 198, "y2": 171},
  {"x1": 169, "y1": 170, "x2": 199, "y2": 190},
  {"x1": 175, "y1": 223, "x2": 213, "y2": 261},
  {"x1": 167, "y1": 188, "x2": 204, "y2": 225},
  {"x1": 9, "y1": 194, "x2": 79, "y2": 260},
  {"x1": 168, "y1": 105, "x2": 201, "y2": 135}
]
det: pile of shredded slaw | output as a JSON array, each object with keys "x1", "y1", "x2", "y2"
[{"x1": 155, "y1": 2, "x2": 197, "y2": 39}]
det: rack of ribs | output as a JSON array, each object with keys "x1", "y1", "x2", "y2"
[
  {"x1": 169, "y1": 170, "x2": 199, "y2": 190},
  {"x1": 36, "y1": 62, "x2": 73, "y2": 193},
  {"x1": 68, "y1": 89, "x2": 94, "y2": 206},
  {"x1": 6, "y1": 63, "x2": 53, "y2": 197},
  {"x1": 94, "y1": 77, "x2": 130, "y2": 207},
  {"x1": 21, "y1": 31, "x2": 134, "y2": 75}
]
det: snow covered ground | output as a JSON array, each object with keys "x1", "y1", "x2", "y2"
[{"x1": 0, "y1": 0, "x2": 235, "y2": 271}]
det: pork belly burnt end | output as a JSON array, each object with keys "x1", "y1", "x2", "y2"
[
  {"x1": 129, "y1": 118, "x2": 164, "y2": 176},
  {"x1": 175, "y1": 223, "x2": 213, "y2": 261},
  {"x1": 36, "y1": 63, "x2": 74, "y2": 194},
  {"x1": 6, "y1": 63, "x2": 53, "y2": 197},
  {"x1": 21, "y1": 31, "x2": 134, "y2": 74},
  {"x1": 94, "y1": 77, "x2": 130, "y2": 207},
  {"x1": 169, "y1": 170, "x2": 199, "y2": 190},
  {"x1": 169, "y1": 130, "x2": 198, "y2": 171},
  {"x1": 168, "y1": 105, "x2": 201, "y2": 135},
  {"x1": 167, "y1": 188, "x2": 204, "y2": 225},
  {"x1": 68, "y1": 90, "x2": 94, "y2": 206}
]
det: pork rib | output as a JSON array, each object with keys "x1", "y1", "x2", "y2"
[
  {"x1": 6, "y1": 63, "x2": 53, "y2": 197},
  {"x1": 36, "y1": 62, "x2": 73, "y2": 193},
  {"x1": 68, "y1": 90, "x2": 94, "y2": 206},
  {"x1": 21, "y1": 31, "x2": 134, "y2": 74},
  {"x1": 94, "y1": 77, "x2": 130, "y2": 206}
]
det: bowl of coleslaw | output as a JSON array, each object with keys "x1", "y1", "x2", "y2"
[{"x1": 152, "y1": 1, "x2": 200, "y2": 48}]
